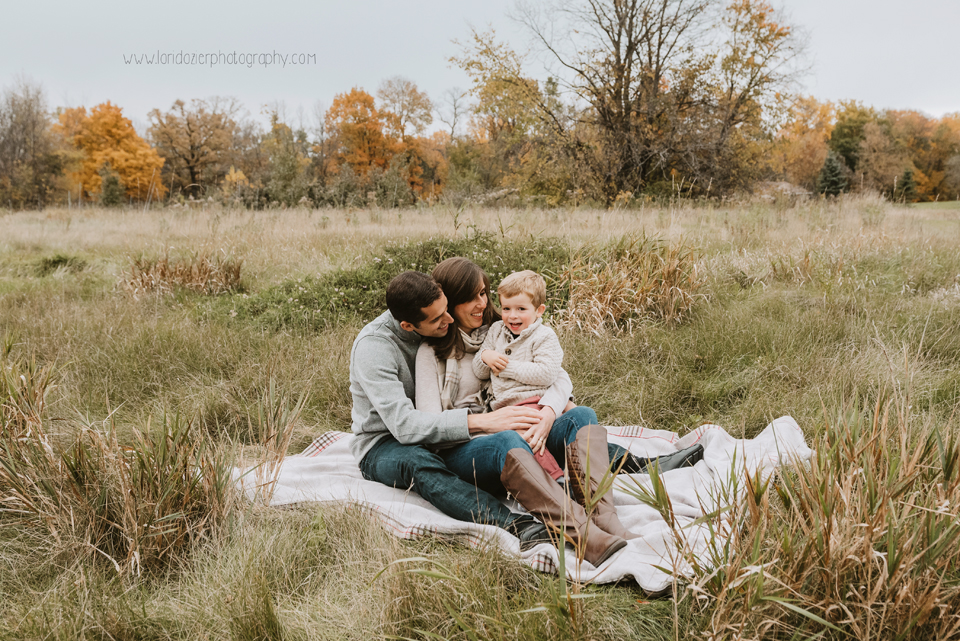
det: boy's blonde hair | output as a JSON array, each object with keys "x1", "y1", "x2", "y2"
[{"x1": 498, "y1": 270, "x2": 546, "y2": 308}]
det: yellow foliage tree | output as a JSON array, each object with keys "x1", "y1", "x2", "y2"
[
  {"x1": 771, "y1": 96, "x2": 835, "y2": 190},
  {"x1": 56, "y1": 102, "x2": 166, "y2": 201}
]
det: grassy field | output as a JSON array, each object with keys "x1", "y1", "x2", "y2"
[{"x1": 1, "y1": 197, "x2": 959, "y2": 639}]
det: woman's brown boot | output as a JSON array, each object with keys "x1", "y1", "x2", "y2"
[
  {"x1": 565, "y1": 425, "x2": 640, "y2": 540},
  {"x1": 501, "y1": 449, "x2": 627, "y2": 567}
]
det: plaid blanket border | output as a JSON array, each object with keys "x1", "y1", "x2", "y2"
[{"x1": 299, "y1": 431, "x2": 348, "y2": 457}]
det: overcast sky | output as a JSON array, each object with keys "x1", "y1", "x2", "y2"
[{"x1": 2, "y1": 0, "x2": 958, "y2": 132}]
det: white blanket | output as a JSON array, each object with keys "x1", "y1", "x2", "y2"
[{"x1": 235, "y1": 417, "x2": 811, "y2": 593}]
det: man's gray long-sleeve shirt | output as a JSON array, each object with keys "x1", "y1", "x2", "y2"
[{"x1": 349, "y1": 310, "x2": 471, "y2": 463}]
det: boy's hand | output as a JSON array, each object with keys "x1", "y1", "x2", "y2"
[{"x1": 481, "y1": 349, "x2": 509, "y2": 375}]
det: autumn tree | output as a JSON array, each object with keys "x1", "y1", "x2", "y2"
[
  {"x1": 56, "y1": 102, "x2": 166, "y2": 201},
  {"x1": 943, "y1": 154, "x2": 960, "y2": 199},
  {"x1": 770, "y1": 96, "x2": 834, "y2": 190},
  {"x1": 857, "y1": 121, "x2": 906, "y2": 195},
  {"x1": 885, "y1": 110, "x2": 960, "y2": 200},
  {"x1": 456, "y1": 0, "x2": 802, "y2": 202},
  {"x1": 377, "y1": 77, "x2": 433, "y2": 141},
  {"x1": 325, "y1": 88, "x2": 396, "y2": 177},
  {"x1": 148, "y1": 97, "x2": 239, "y2": 196},
  {"x1": 227, "y1": 118, "x2": 269, "y2": 196},
  {"x1": 0, "y1": 78, "x2": 70, "y2": 208},
  {"x1": 451, "y1": 33, "x2": 580, "y2": 199},
  {"x1": 262, "y1": 112, "x2": 311, "y2": 206},
  {"x1": 392, "y1": 131, "x2": 450, "y2": 201}
]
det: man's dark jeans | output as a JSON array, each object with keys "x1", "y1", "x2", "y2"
[{"x1": 358, "y1": 435, "x2": 518, "y2": 529}]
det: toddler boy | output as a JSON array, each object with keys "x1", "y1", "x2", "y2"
[{"x1": 474, "y1": 270, "x2": 568, "y2": 478}]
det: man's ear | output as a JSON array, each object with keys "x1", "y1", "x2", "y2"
[{"x1": 399, "y1": 320, "x2": 418, "y2": 333}]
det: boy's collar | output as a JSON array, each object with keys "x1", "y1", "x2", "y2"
[{"x1": 507, "y1": 318, "x2": 543, "y2": 338}]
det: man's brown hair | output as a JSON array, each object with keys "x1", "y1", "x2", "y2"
[{"x1": 385, "y1": 271, "x2": 443, "y2": 325}]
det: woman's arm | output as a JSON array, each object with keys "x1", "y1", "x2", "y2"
[{"x1": 414, "y1": 343, "x2": 444, "y2": 414}]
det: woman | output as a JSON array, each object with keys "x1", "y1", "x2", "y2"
[{"x1": 414, "y1": 257, "x2": 663, "y2": 566}]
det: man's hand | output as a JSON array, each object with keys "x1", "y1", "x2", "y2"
[
  {"x1": 468, "y1": 405, "x2": 540, "y2": 435},
  {"x1": 481, "y1": 349, "x2": 509, "y2": 375},
  {"x1": 522, "y1": 406, "x2": 556, "y2": 454}
]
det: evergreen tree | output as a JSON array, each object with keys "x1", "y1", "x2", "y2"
[
  {"x1": 894, "y1": 168, "x2": 917, "y2": 202},
  {"x1": 98, "y1": 163, "x2": 125, "y2": 206},
  {"x1": 816, "y1": 152, "x2": 848, "y2": 196}
]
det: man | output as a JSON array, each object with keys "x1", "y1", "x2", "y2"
[{"x1": 349, "y1": 270, "x2": 552, "y2": 548}]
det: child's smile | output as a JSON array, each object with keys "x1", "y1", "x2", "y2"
[{"x1": 500, "y1": 292, "x2": 545, "y2": 335}]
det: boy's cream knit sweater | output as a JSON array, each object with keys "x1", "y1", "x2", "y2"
[{"x1": 472, "y1": 318, "x2": 564, "y2": 410}]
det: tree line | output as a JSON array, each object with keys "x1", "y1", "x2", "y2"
[{"x1": 1, "y1": 0, "x2": 958, "y2": 210}]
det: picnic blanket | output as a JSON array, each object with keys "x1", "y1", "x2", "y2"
[{"x1": 234, "y1": 416, "x2": 811, "y2": 593}]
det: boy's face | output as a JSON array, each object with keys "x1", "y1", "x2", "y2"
[
  {"x1": 401, "y1": 294, "x2": 453, "y2": 338},
  {"x1": 499, "y1": 292, "x2": 545, "y2": 335}
]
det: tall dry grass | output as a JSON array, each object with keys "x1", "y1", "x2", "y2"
[
  {"x1": 554, "y1": 234, "x2": 704, "y2": 332},
  {"x1": 121, "y1": 250, "x2": 243, "y2": 297},
  {"x1": 636, "y1": 392, "x2": 960, "y2": 640},
  {"x1": 0, "y1": 355, "x2": 235, "y2": 578},
  {"x1": 0, "y1": 196, "x2": 958, "y2": 639}
]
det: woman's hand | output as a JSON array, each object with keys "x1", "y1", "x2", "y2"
[
  {"x1": 522, "y1": 406, "x2": 556, "y2": 454},
  {"x1": 481, "y1": 350, "x2": 509, "y2": 375},
  {"x1": 467, "y1": 405, "x2": 540, "y2": 435}
]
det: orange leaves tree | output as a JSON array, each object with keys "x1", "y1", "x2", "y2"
[
  {"x1": 56, "y1": 102, "x2": 166, "y2": 201},
  {"x1": 770, "y1": 96, "x2": 835, "y2": 191},
  {"x1": 376, "y1": 77, "x2": 449, "y2": 199},
  {"x1": 324, "y1": 88, "x2": 396, "y2": 177},
  {"x1": 324, "y1": 86, "x2": 447, "y2": 202},
  {"x1": 825, "y1": 104, "x2": 960, "y2": 201}
]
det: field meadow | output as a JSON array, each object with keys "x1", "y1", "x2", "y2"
[{"x1": 2, "y1": 197, "x2": 960, "y2": 640}]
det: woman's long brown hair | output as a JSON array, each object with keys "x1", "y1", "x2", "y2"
[{"x1": 427, "y1": 257, "x2": 501, "y2": 360}]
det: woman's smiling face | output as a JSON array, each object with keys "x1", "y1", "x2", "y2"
[{"x1": 452, "y1": 287, "x2": 487, "y2": 330}]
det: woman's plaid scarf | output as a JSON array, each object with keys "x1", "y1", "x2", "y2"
[{"x1": 439, "y1": 326, "x2": 489, "y2": 412}]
